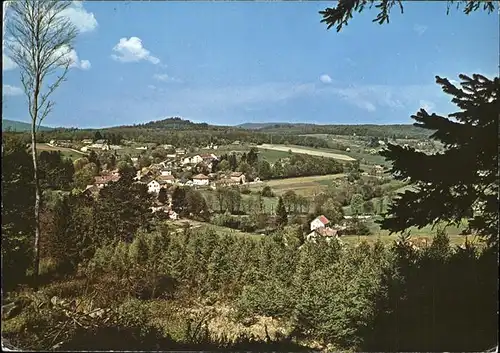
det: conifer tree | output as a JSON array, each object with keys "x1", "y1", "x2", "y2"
[
  {"x1": 276, "y1": 196, "x2": 288, "y2": 228},
  {"x1": 379, "y1": 75, "x2": 499, "y2": 245}
]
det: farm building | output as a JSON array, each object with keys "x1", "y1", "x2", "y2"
[
  {"x1": 230, "y1": 172, "x2": 246, "y2": 184},
  {"x1": 310, "y1": 215, "x2": 330, "y2": 231},
  {"x1": 192, "y1": 174, "x2": 210, "y2": 186},
  {"x1": 147, "y1": 180, "x2": 161, "y2": 194},
  {"x1": 94, "y1": 174, "x2": 120, "y2": 188},
  {"x1": 307, "y1": 227, "x2": 338, "y2": 241}
]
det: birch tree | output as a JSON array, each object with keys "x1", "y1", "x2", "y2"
[{"x1": 5, "y1": 0, "x2": 78, "y2": 289}]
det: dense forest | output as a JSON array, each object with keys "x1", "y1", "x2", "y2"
[{"x1": 3, "y1": 117, "x2": 434, "y2": 148}]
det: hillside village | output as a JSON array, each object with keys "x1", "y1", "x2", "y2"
[
  {"x1": 50, "y1": 134, "x2": 394, "y2": 241},
  {"x1": 2, "y1": 0, "x2": 497, "y2": 351}
]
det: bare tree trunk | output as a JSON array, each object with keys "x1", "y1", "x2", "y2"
[
  {"x1": 31, "y1": 72, "x2": 41, "y2": 290},
  {"x1": 31, "y1": 123, "x2": 42, "y2": 290}
]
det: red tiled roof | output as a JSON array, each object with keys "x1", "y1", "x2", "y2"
[
  {"x1": 315, "y1": 227, "x2": 337, "y2": 237},
  {"x1": 94, "y1": 174, "x2": 120, "y2": 185},
  {"x1": 316, "y1": 215, "x2": 330, "y2": 225},
  {"x1": 192, "y1": 174, "x2": 209, "y2": 179}
]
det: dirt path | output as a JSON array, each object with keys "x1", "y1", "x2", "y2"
[
  {"x1": 37, "y1": 143, "x2": 86, "y2": 155},
  {"x1": 258, "y1": 144, "x2": 356, "y2": 161}
]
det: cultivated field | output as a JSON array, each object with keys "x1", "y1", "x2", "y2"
[
  {"x1": 257, "y1": 144, "x2": 356, "y2": 161},
  {"x1": 249, "y1": 173, "x2": 347, "y2": 197},
  {"x1": 36, "y1": 143, "x2": 86, "y2": 160}
]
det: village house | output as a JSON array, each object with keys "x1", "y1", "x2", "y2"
[
  {"x1": 192, "y1": 174, "x2": 210, "y2": 186},
  {"x1": 162, "y1": 144, "x2": 174, "y2": 150},
  {"x1": 94, "y1": 174, "x2": 120, "y2": 189},
  {"x1": 82, "y1": 139, "x2": 93, "y2": 145},
  {"x1": 182, "y1": 155, "x2": 203, "y2": 166},
  {"x1": 158, "y1": 174, "x2": 175, "y2": 185},
  {"x1": 230, "y1": 172, "x2": 246, "y2": 184},
  {"x1": 160, "y1": 168, "x2": 172, "y2": 176},
  {"x1": 307, "y1": 215, "x2": 341, "y2": 241},
  {"x1": 200, "y1": 153, "x2": 218, "y2": 169},
  {"x1": 176, "y1": 148, "x2": 187, "y2": 155},
  {"x1": 147, "y1": 180, "x2": 161, "y2": 194},
  {"x1": 50, "y1": 140, "x2": 72, "y2": 148},
  {"x1": 89, "y1": 139, "x2": 109, "y2": 151},
  {"x1": 306, "y1": 227, "x2": 339, "y2": 241},
  {"x1": 310, "y1": 215, "x2": 330, "y2": 231},
  {"x1": 200, "y1": 153, "x2": 218, "y2": 162},
  {"x1": 157, "y1": 159, "x2": 175, "y2": 169}
]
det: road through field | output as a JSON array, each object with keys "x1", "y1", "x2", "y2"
[
  {"x1": 36, "y1": 143, "x2": 86, "y2": 155},
  {"x1": 258, "y1": 144, "x2": 356, "y2": 161}
]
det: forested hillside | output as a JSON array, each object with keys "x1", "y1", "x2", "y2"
[{"x1": 242, "y1": 123, "x2": 433, "y2": 139}]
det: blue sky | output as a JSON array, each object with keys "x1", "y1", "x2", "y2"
[{"x1": 2, "y1": 1, "x2": 498, "y2": 128}]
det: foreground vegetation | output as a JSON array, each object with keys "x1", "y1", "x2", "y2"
[
  {"x1": 2, "y1": 0, "x2": 498, "y2": 351},
  {"x1": 3, "y1": 227, "x2": 496, "y2": 351}
]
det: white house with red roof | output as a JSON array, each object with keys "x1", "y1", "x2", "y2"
[
  {"x1": 192, "y1": 174, "x2": 209, "y2": 186},
  {"x1": 310, "y1": 215, "x2": 330, "y2": 231}
]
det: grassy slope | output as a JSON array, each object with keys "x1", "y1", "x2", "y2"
[
  {"x1": 2, "y1": 119, "x2": 53, "y2": 132},
  {"x1": 35, "y1": 143, "x2": 86, "y2": 161}
]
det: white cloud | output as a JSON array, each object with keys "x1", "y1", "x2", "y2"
[
  {"x1": 3, "y1": 84, "x2": 23, "y2": 96},
  {"x1": 320, "y1": 74, "x2": 332, "y2": 84},
  {"x1": 111, "y1": 37, "x2": 160, "y2": 64},
  {"x1": 55, "y1": 45, "x2": 91, "y2": 70},
  {"x1": 2, "y1": 53, "x2": 17, "y2": 71},
  {"x1": 80, "y1": 59, "x2": 91, "y2": 70},
  {"x1": 59, "y1": 1, "x2": 98, "y2": 33},
  {"x1": 413, "y1": 24, "x2": 428, "y2": 36}
]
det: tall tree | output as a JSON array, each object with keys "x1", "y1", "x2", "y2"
[
  {"x1": 158, "y1": 188, "x2": 168, "y2": 204},
  {"x1": 350, "y1": 193, "x2": 364, "y2": 216},
  {"x1": 172, "y1": 187, "x2": 187, "y2": 216},
  {"x1": 247, "y1": 147, "x2": 259, "y2": 166},
  {"x1": 276, "y1": 196, "x2": 288, "y2": 228},
  {"x1": 379, "y1": 75, "x2": 499, "y2": 244},
  {"x1": 2, "y1": 135, "x2": 35, "y2": 288},
  {"x1": 6, "y1": 0, "x2": 78, "y2": 289}
]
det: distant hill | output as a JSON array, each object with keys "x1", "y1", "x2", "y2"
[
  {"x1": 2, "y1": 119, "x2": 53, "y2": 132},
  {"x1": 124, "y1": 117, "x2": 229, "y2": 131},
  {"x1": 3, "y1": 116, "x2": 432, "y2": 140},
  {"x1": 238, "y1": 122, "x2": 432, "y2": 139}
]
